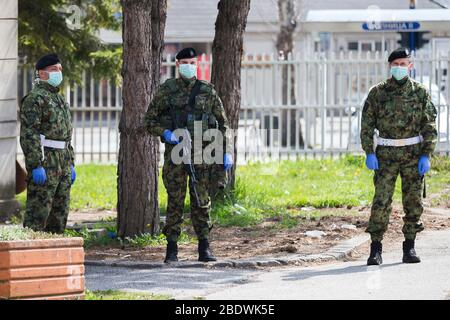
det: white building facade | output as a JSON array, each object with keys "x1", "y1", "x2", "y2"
[
  {"x1": 0, "y1": 0, "x2": 19, "y2": 220},
  {"x1": 99, "y1": 0, "x2": 450, "y2": 57}
]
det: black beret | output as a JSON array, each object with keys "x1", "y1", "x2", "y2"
[
  {"x1": 388, "y1": 48, "x2": 411, "y2": 63},
  {"x1": 35, "y1": 53, "x2": 61, "y2": 70},
  {"x1": 176, "y1": 47, "x2": 197, "y2": 60}
]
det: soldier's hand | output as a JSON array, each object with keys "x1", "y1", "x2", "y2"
[
  {"x1": 163, "y1": 129, "x2": 179, "y2": 145},
  {"x1": 224, "y1": 153, "x2": 233, "y2": 171},
  {"x1": 32, "y1": 166, "x2": 47, "y2": 185},
  {"x1": 365, "y1": 153, "x2": 379, "y2": 170},
  {"x1": 418, "y1": 155, "x2": 430, "y2": 176},
  {"x1": 70, "y1": 165, "x2": 76, "y2": 185}
]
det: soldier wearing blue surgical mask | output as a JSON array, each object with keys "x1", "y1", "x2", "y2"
[
  {"x1": 19, "y1": 53, "x2": 76, "y2": 234},
  {"x1": 145, "y1": 47, "x2": 233, "y2": 263},
  {"x1": 360, "y1": 48, "x2": 437, "y2": 266},
  {"x1": 389, "y1": 54, "x2": 413, "y2": 81}
]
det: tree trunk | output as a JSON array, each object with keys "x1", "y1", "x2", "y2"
[
  {"x1": 276, "y1": 0, "x2": 305, "y2": 148},
  {"x1": 117, "y1": 0, "x2": 167, "y2": 238},
  {"x1": 211, "y1": 0, "x2": 251, "y2": 191}
]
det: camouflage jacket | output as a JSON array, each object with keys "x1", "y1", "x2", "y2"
[
  {"x1": 145, "y1": 77, "x2": 232, "y2": 158},
  {"x1": 19, "y1": 81, "x2": 75, "y2": 172},
  {"x1": 360, "y1": 77, "x2": 437, "y2": 156}
]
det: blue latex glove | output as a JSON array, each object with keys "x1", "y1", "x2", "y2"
[
  {"x1": 162, "y1": 129, "x2": 179, "y2": 145},
  {"x1": 32, "y1": 167, "x2": 47, "y2": 185},
  {"x1": 70, "y1": 165, "x2": 76, "y2": 185},
  {"x1": 365, "y1": 153, "x2": 379, "y2": 170},
  {"x1": 107, "y1": 231, "x2": 117, "y2": 239},
  {"x1": 418, "y1": 155, "x2": 430, "y2": 176},
  {"x1": 224, "y1": 153, "x2": 233, "y2": 171}
]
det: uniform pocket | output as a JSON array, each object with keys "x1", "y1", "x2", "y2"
[
  {"x1": 402, "y1": 98, "x2": 422, "y2": 121},
  {"x1": 377, "y1": 97, "x2": 394, "y2": 119},
  {"x1": 194, "y1": 96, "x2": 207, "y2": 111}
]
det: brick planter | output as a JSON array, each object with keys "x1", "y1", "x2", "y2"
[{"x1": 0, "y1": 237, "x2": 85, "y2": 300}]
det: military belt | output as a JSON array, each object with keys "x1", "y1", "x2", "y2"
[
  {"x1": 376, "y1": 135, "x2": 423, "y2": 147},
  {"x1": 40, "y1": 134, "x2": 67, "y2": 149}
]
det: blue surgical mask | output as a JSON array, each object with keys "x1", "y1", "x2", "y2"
[
  {"x1": 179, "y1": 64, "x2": 197, "y2": 79},
  {"x1": 45, "y1": 71, "x2": 63, "y2": 87},
  {"x1": 390, "y1": 66, "x2": 409, "y2": 81}
]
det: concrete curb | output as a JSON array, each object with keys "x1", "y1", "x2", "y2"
[{"x1": 84, "y1": 233, "x2": 370, "y2": 270}]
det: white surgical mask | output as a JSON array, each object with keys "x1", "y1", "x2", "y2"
[
  {"x1": 390, "y1": 66, "x2": 409, "y2": 81},
  {"x1": 45, "y1": 71, "x2": 63, "y2": 87},
  {"x1": 179, "y1": 64, "x2": 197, "y2": 79}
]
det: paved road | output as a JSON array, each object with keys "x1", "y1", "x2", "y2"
[
  {"x1": 85, "y1": 264, "x2": 259, "y2": 300},
  {"x1": 85, "y1": 229, "x2": 450, "y2": 300}
]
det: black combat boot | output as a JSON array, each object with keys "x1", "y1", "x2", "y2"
[
  {"x1": 367, "y1": 241, "x2": 383, "y2": 265},
  {"x1": 164, "y1": 240, "x2": 178, "y2": 263},
  {"x1": 402, "y1": 239, "x2": 421, "y2": 263},
  {"x1": 198, "y1": 239, "x2": 217, "y2": 262}
]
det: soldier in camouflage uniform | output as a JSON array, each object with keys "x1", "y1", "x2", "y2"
[
  {"x1": 361, "y1": 48, "x2": 437, "y2": 265},
  {"x1": 20, "y1": 54, "x2": 76, "y2": 234},
  {"x1": 145, "y1": 48, "x2": 233, "y2": 263}
]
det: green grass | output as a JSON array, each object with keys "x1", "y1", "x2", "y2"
[
  {"x1": 210, "y1": 155, "x2": 450, "y2": 226},
  {"x1": 85, "y1": 289, "x2": 171, "y2": 300},
  {"x1": 16, "y1": 164, "x2": 167, "y2": 212},
  {"x1": 64, "y1": 222, "x2": 195, "y2": 249},
  {"x1": 15, "y1": 156, "x2": 450, "y2": 229},
  {"x1": 0, "y1": 225, "x2": 67, "y2": 241},
  {"x1": 211, "y1": 157, "x2": 372, "y2": 227}
]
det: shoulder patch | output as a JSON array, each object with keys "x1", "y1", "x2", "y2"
[
  {"x1": 21, "y1": 89, "x2": 48, "y2": 108},
  {"x1": 376, "y1": 79, "x2": 389, "y2": 90},
  {"x1": 410, "y1": 78, "x2": 427, "y2": 91},
  {"x1": 198, "y1": 80, "x2": 214, "y2": 94},
  {"x1": 198, "y1": 79, "x2": 213, "y2": 87},
  {"x1": 367, "y1": 81, "x2": 384, "y2": 97},
  {"x1": 161, "y1": 78, "x2": 178, "y2": 92}
]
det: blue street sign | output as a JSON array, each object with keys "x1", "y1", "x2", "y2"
[{"x1": 362, "y1": 21, "x2": 421, "y2": 31}]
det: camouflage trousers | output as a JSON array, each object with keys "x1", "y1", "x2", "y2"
[
  {"x1": 23, "y1": 162, "x2": 72, "y2": 234},
  {"x1": 162, "y1": 160, "x2": 213, "y2": 242},
  {"x1": 366, "y1": 145, "x2": 425, "y2": 241}
]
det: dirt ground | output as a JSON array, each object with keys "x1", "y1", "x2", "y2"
[{"x1": 84, "y1": 205, "x2": 450, "y2": 263}]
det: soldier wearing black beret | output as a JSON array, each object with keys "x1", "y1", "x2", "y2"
[
  {"x1": 175, "y1": 47, "x2": 197, "y2": 60},
  {"x1": 388, "y1": 47, "x2": 411, "y2": 63},
  {"x1": 145, "y1": 47, "x2": 234, "y2": 263},
  {"x1": 361, "y1": 47, "x2": 437, "y2": 266},
  {"x1": 19, "y1": 53, "x2": 76, "y2": 234},
  {"x1": 35, "y1": 53, "x2": 61, "y2": 70}
]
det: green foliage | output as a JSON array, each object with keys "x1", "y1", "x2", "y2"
[
  {"x1": 15, "y1": 164, "x2": 167, "y2": 212},
  {"x1": 64, "y1": 226, "x2": 115, "y2": 248},
  {"x1": 64, "y1": 220, "x2": 194, "y2": 249},
  {"x1": 342, "y1": 154, "x2": 366, "y2": 167},
  {"x1": 85, "y1": 289, "x2": 171, "y2": 300},
  {"x1": 210, "y1": 157, "x2": 373, "y2": 226},
  {"x1": 211, "y1": 156, "x2": 450, "y2": 227},
  {"x1": 124, "y1": 231, "x2": 194, "y2": 247},
  {"x1": 89, "y1": 45, "x2": 123, "y2": 81},
  {"x1": 68, "y1": 164, "x2": 118, "y2": 210},
  {"x1": 14, "y1": 157, "x2": 450, "y2": 230},
  {"x1": 19, "y1": 0, "x2": 122, "y2": 82},
  {"x1": 0, "y1": 225, "x2": 67, "y2": 241},
  {"x1": 431, "y1": 155, "x2": 450, "y2": 172}
]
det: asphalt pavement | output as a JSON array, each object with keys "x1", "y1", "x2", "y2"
[{"x1": 85, "y1": 229, "x2": 450, "y2": 300}]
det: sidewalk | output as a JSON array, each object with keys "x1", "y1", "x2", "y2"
[
  {"x1": 85, "y1": 233, "x2": 370, "y2": 269},
  {"x1": 78, "y1": 206, "x2": 450, "y2": 269},
  {"x1": 85, "y1": 228, "x2": 450, "y2": 300}
]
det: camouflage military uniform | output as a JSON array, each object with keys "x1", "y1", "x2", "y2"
[
  {"x1": 145, "y1": 77, "x2": 231, "y2": 242},
  {"x1": 361, "y1": 77, "x2": 437, "y2": 241},
  {"x1": 20, "y1": 81, "x2": 75, "y2": 233}
]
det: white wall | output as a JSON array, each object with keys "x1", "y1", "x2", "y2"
[{"x1": 0, "y1": 0, "x2": 19, "y2": 219}]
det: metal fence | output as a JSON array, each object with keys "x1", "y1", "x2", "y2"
[{"x1": 17, "y1": 50, "x2": 450, "y2": 164}]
